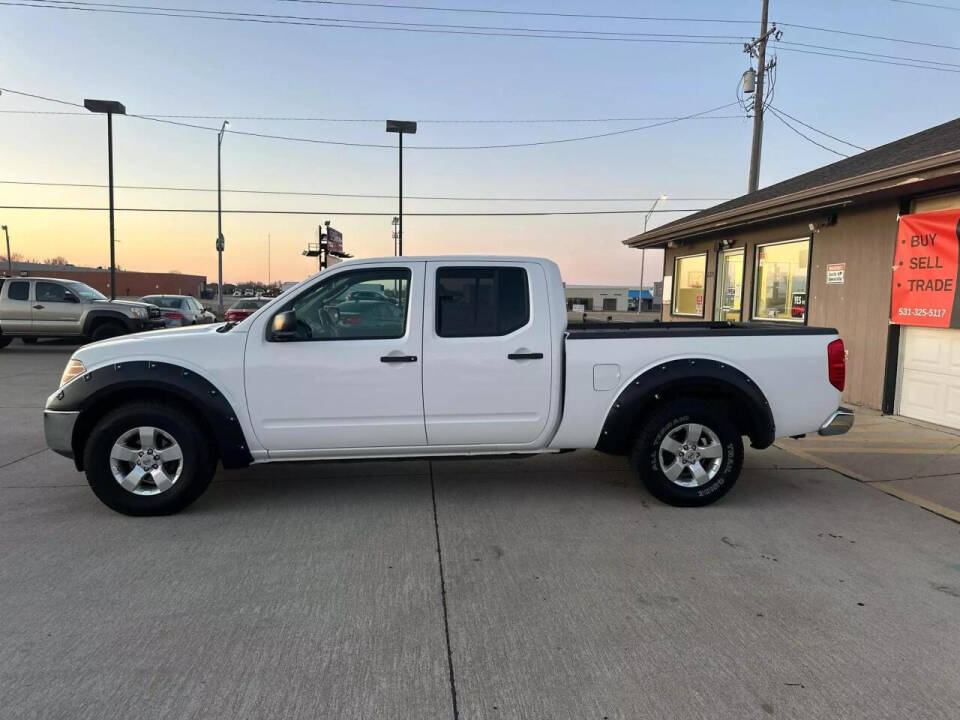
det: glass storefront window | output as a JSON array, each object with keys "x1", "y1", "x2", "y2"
[
  {"x1": 753, "y1": 238, "x2": 810, "y2": 322},
  {"x1": 672, "y1": 253, "x2": 707, "y2": 316},
  {"x1": 715, "y1": 248, "x2": 744, "y2": 322}
]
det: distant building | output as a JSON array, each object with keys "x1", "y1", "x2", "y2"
[
  {"x1": 564, "y1": 284, "x2": 642, "y2": 313},
  {"x1": 1, "y1": 261, "x2": 206, "y2": 298}
]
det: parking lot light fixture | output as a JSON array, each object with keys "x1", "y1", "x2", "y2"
[
  {"x1": 386, "y1": 120, "x2": 417, "y2": 256},
  {"x1": 84, "y1": 99, "x2": 126, "y2": 300}
]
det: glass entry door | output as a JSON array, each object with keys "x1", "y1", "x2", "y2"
[{"x1": 714, "y1": 248, "x2": 744, "y2": 321}]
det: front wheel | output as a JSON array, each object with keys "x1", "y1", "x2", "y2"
[
  {"x1": 631, "y1": 400, "x2": 743, "y2": 507},
  {"x1": 90, "y1": 322, "x2": 125, "y2": 342},
  {"x1": 83, "y1": 401, "x2": 217, "y2": 515}
]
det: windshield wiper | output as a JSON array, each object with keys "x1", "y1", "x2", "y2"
[{"x1": 216, "y1": 321, "x2": 239, "y2": 333}]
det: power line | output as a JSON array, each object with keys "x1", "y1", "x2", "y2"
[
  {"x1": 276, "y1": 0, "x2": 757, "y2": 24},
  {"x1": 0, "y1": 205, "x2": 707, "y2": 216},
  {"x1": 771, "y1": 45, "x2": 960, "y2": 73},
  {"x1": 0, "y1": 109, "x2": 748, "y2": 123},
  {"x1": 885, "y1": 0, "x2": 960, "y2": 10},
  {"x1": 776, "y1": 40, "x2": 960, "y2": 69},
  {"x1": 3, "y1": 1, "x2": 749, "y2": 44},
  {"x1": 767, "y1": 106, "x2": 866, "y2": 151},
  {"x1": 778, "y1": 22, "x2": 960, "y2": 53},
  {"x1": 28, "y1": 0, "x2": 752, "y2": 40},
  {"x1": 0, "y1": 180, "x2": 730, "y2": 202},
  {"x1": 768, "y1": 108, "x2": 849, "y2": 158},
  {"x1": 0, "y1": 88, "x2": 743, "y2": 149}
]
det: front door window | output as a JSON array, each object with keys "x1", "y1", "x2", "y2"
[{"x1": 714, "y1": 249, "x2": 744, "y2": 321}]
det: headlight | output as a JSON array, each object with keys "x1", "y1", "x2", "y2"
[
  {"x1": 60, "y1": 358, "x2": 86, "y2": 387},
  {"x1": 132, "y1": 307, "x2": 146, "y2": 319}
]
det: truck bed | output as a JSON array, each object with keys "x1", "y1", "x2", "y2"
[{"x1": 566, "y1": 321, "x2": 839, "y2": 340}]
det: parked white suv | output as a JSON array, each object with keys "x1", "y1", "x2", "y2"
[{"x1": 43, "y1": 256, "x2": 852, "y2": 515}]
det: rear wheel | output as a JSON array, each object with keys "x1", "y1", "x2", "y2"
[
  {"x1": 630, "y1": 400, "x2": 743, "y2": 507},
  {"x1": 83, "y1": 401, "x2": 217, "y2": 515},
  {"x1": 90, "y1": 321, "x2": 125, "y2": 342}
]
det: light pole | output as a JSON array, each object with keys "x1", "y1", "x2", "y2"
[
  {"x1": 639, "y1": 195, "x2": 667, "y2": 312},
  {"x1": 385, "y1": 120, "x2": 417, "y2": 256},
  {"x1": 2, "y1": 225, "x2": 11, "y2": 277},
  {"x1": 84, "y1": 99, "x2": 126, "y2": 300},
  {"x1": 217, "y1": 120, "x2": 230, "y2": 316}
]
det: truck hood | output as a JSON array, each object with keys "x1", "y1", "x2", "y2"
[{"x1": 71, "y1": 322, "x2": 233, "y2": 367}]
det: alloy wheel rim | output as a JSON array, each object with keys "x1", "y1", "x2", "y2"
[
  {"x1": 109, "y1": 426, "x2": 184, "y2": 496},
  {"x1": 657, "y1": 422, "x2": 724, "y2": 488}
]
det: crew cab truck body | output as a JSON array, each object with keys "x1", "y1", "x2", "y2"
[
  {"x1": 0, "y1": 277, "x2": 162, "y2": 347},
  {"x1": 42, "y1": 256, "x2": 852, "y2": 515}
]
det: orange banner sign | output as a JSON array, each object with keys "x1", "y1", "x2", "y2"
[{"x1": 891, "y1": 209, "x2": 960, "y2": 327}]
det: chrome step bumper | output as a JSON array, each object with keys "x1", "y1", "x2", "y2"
[{"x1": 818, "y1": 407, "x2": 854, "y2": 436}]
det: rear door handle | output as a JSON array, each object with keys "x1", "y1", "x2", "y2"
[
  {"x1": 508, "y1": 352, "x2": 543, "y2": 360},
  {"x1": 33, "y1": 304, "x2": 44, "y2": 310},
  {"x1": 381, "y1": 355, "x2": 418, "y2": 363}
]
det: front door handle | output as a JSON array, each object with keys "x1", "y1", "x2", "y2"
[
  {"x1": 381, "y1": 355, "x2": 418, "y2": 363},
  {"x1": 33, "y1": 304, "x2": 44, "y2": 310},
  {"x1": 508, "y1": 352, "x2": 543, "y2": 360}
]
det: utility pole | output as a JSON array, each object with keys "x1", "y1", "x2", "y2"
[
  {"x1": 216, "y1": 121, "x2": 230, "y2": 316},
  {"x1": 745, "y1": 0, "x2": 777, "y2": 193},
  {"x1": 2, "y1": 225, "x2": 11, "y2": 277}
]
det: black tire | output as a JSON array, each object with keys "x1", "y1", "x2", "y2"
[
  {"x1": 90, "y1": 321, "x2": 126, "y2": 342},
  {"x1": 83, "y1": 401, "x2": 217, "y2": 515},
  {"x1": 630, "y1": 399, "x2": 743, "y2": 507},
  {"x1": 0, "y1": 335, "x2": 11, "y2": 349},
  {"x1": 21, "y1": 336, "x2": 38, "y2": 344}
]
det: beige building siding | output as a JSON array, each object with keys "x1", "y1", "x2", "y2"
[{"x1": 659, "y1": 202, "x2": 901, "y2": 409}]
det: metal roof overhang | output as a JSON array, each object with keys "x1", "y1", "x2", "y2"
[{"x1": 624, "y1": 150, "x2": 960, "y2": 249}]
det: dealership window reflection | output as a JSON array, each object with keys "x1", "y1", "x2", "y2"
[
  {"x1": 715, "y1": 248, "x2": 744, "y2": 322},
  {"x1": 753, "y1": 239, "x2": 810, "y2": 322},
  {"x1": 672, "y1": 253, "x2": 707, "y2": 316}
]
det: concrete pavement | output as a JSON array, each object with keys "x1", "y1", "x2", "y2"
[{"x1": 2, "y1": 341, "x2": 960, "y2": 719}]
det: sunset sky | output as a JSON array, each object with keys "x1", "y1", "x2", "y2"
[{"x1": 2, "y1": 0, "x2": 958, "y2": 286}]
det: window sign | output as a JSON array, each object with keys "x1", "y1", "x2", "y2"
[
  {"x1": 753, "y1": 239, "x2": 810, "y2": 322},
  {"x1": 891, "y1": 208, "x2": 960, "y2": 327},
  {"x1": 672, "y1": 254, "x2": 707, "y2": 316}
]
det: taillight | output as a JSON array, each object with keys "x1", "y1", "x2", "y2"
[
  {"x1": 163, "y1": 311, "x2": 186, "y2": 320},
  {"x1": 827, "y1": 339, "x2": 845, "y2": 391},
  {"x1": 344, "y1": 316, "x2": 363, "y2": 324}
]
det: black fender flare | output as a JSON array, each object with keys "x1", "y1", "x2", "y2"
[
  {"x1": 82, "y1": 310, "x2": 136, "y2": 336},
  {"x1": 46, "y1": 360, "x2": 253, "y2": 470},
  {"x1": 595, "y1": 358, "x2": 775, "y2": 454}
]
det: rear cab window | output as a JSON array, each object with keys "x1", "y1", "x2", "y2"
[
  {"x1": 8, "y1": 281, "x2": 30, "y2": 301},
  {"x1": 436, "y1": 266, "x2": 529, "y2": 337}
]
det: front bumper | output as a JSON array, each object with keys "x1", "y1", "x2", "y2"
[
  {"x1": 819, "y1": 406, "x2": 854, "y2": 436},
  {"x1": 43, "y1": 409, "x2": 79, "y2": 459}
]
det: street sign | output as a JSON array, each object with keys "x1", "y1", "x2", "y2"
[{"x1": 326, "y1": 226, "x2": 343, "y2": 254}]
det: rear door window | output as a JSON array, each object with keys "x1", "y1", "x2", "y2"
[
  {"x1": 8, "y1": 281, "x2": 29, "y2": 301},
  {"x1": 436, "y1": 267, "x2": 529, "y2": 337}
]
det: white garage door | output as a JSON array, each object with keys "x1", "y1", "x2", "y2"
[{"x1": 899, "y1": 326, "x2": 960, "y2": 429}]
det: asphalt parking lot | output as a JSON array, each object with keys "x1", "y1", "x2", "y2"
[{"x1": 2, "y1": 342, "x2": 960, "y2": 720}]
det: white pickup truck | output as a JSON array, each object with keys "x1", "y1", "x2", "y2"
[{"x1": 43, "y1": 256, "x2": 852, "y2": 515}]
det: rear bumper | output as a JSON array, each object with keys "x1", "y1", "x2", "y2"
[
  {"x1": 43, "y1": 409, "x2": 79, "y2": 459},
  {"x1": 818, "y1": 406, "x2": 854, "y2": 436}
]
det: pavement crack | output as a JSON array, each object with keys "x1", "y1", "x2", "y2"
[
  {"x1": 0, "y1": 448, "x2": 49, "y2": 470},
  {"x1": 429, "y1": 460, "x2": 460, "y2": 720}
]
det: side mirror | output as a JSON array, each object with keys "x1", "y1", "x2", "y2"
[
  {"x1": 324, "y1": 305, "x2": 340, "y2": 324},
  {"x1": 64, "y1": 293, "x2": 79, "y2": 304},
  {"x1": 270, "y1": 311, "x2": 298, "y2": 341}
]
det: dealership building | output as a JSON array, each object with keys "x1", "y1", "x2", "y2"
[{"x1": 624, "y1": 117, "x2": 960, "y2": 429}]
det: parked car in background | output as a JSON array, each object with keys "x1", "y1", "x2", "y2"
[
  {"x1": 262, "y1": 287, "x2": 281, "y2": 298},
  {"x1": 243, "y1": 289, "x2": 256, "y2": 297},
  {"x1": 232, "y1": 289, "x2": 242, "y2": 297},
  {"x1": 140, "y1": 295, "x2": 215, "y2": 328},
  {"x1": 224, "y1": 298, "x2": 268, "y2": 323},
  {"x1": 43, "y1": 255, "x2": 851, "y2": 515},
  {"x1": 0, "y1": 277, "x2": 162, "y2": 347}
]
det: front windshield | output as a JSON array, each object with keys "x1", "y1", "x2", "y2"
[{"x1": 70, "y1": 283, "x2": 107, "y2": 301}]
